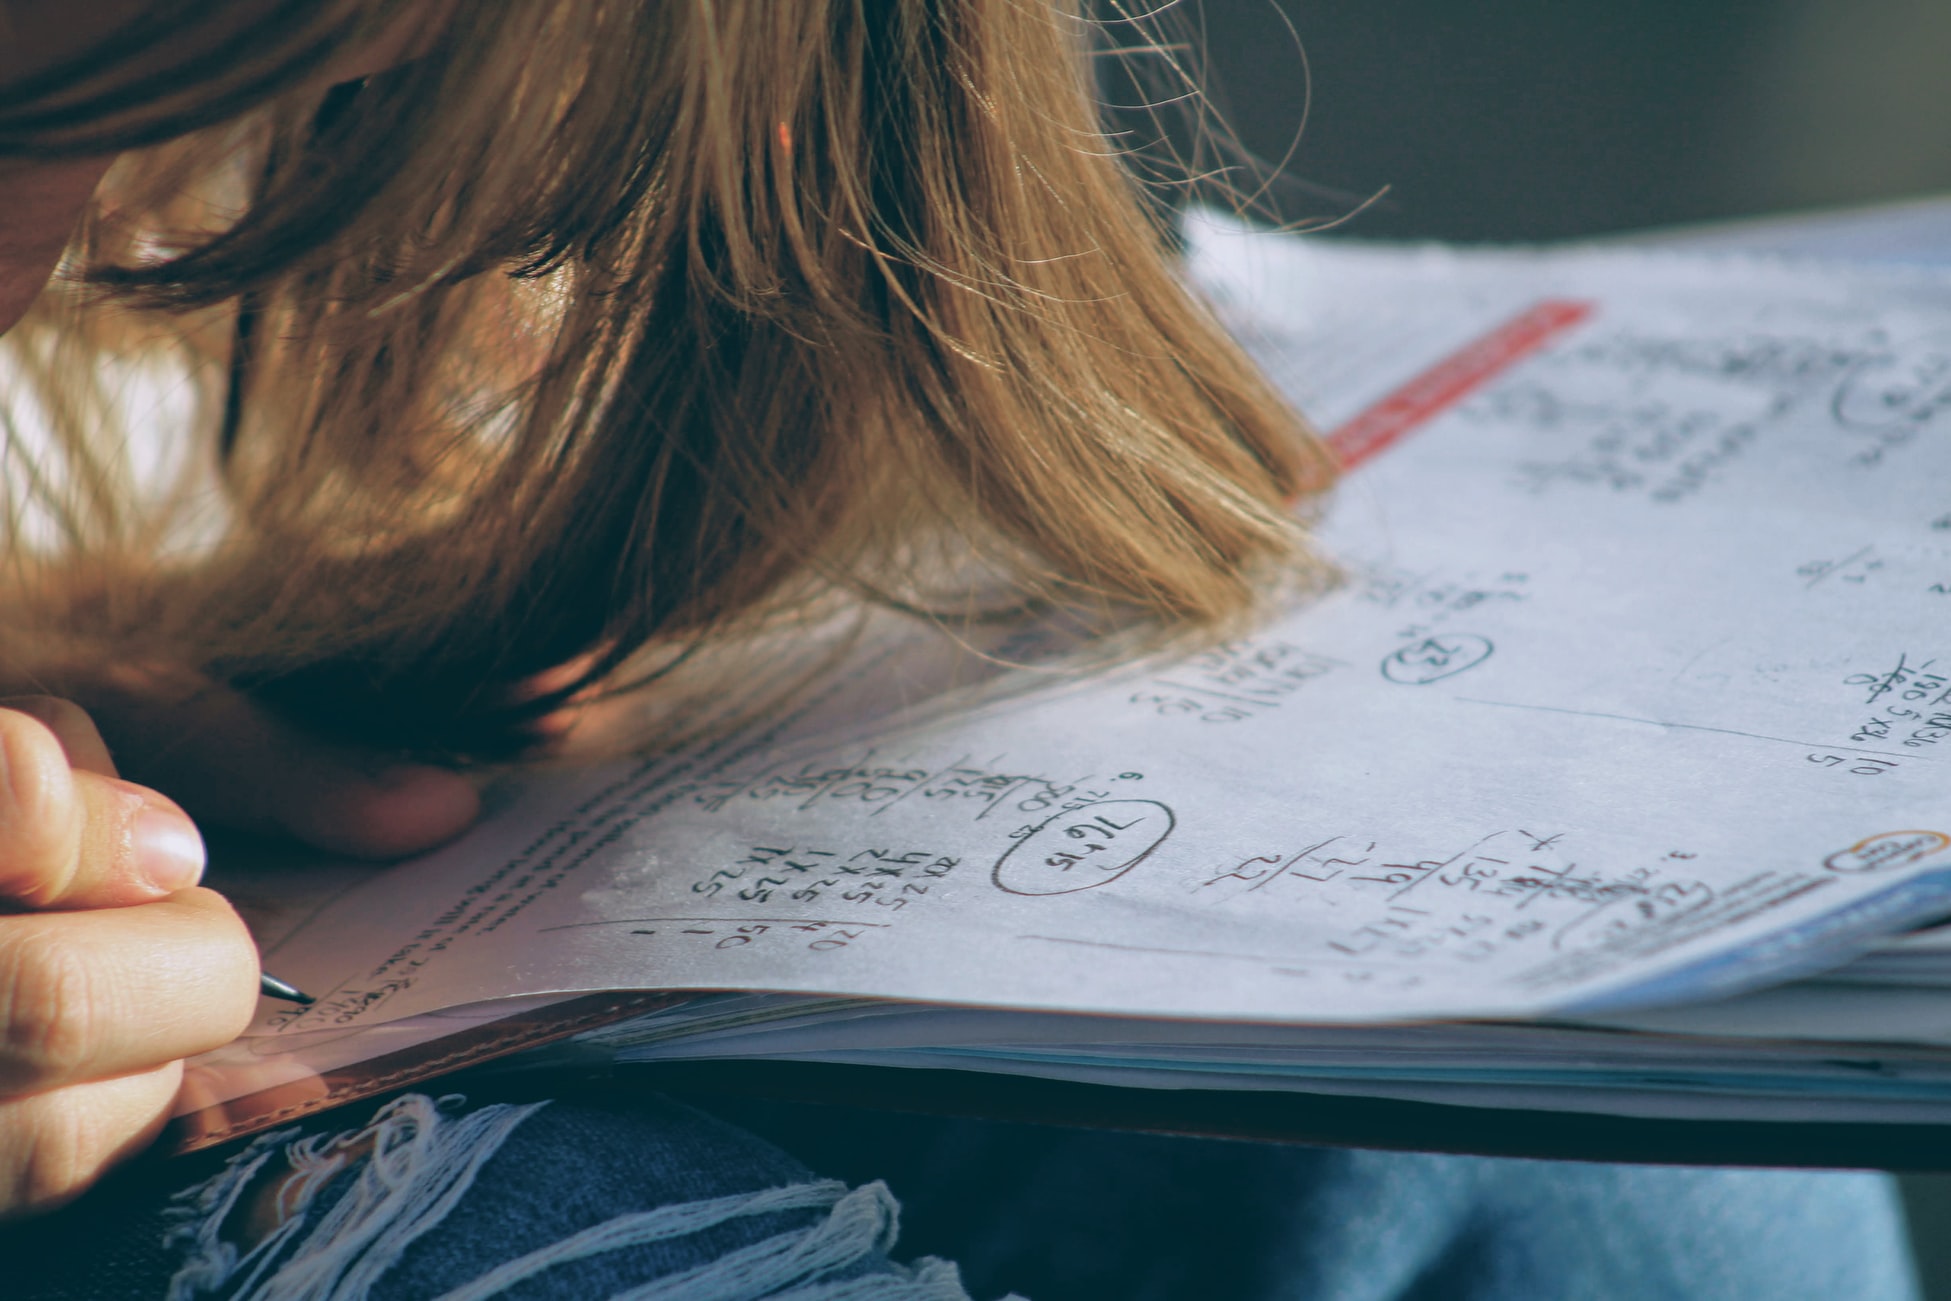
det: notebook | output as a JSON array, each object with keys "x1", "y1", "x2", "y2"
[{"x1": 178, "y1": 214, "x2": 1951, "y2": 1152}]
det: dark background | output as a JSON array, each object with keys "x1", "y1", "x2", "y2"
[
  {"x1": 1181, "y1": 0, "x2": 1951, "y2": 241},
  {"x1": 1182, "y1": 2, "x2": 1951, "y2": 1292}
]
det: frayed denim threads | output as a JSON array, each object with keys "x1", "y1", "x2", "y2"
[
  {"x1": 164, "y1": 1096, "x2": 549, "y2": 1300},
  {"x1": 155, "y1": 1093, "x2": 990, "y2": 1301}
]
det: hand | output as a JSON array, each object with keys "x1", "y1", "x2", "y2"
[
  {"x1": 0, "y1": 682, "x2": 486, "y2": 1219},
  {"x1": 0, "y1": 697, "x2": 255, "y2": 1218}
]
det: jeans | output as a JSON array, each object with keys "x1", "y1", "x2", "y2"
[{"x1": 10, "y1": 1085, "x2": 1919, "y2": 1299}]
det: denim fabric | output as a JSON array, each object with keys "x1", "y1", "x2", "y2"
[
  {"x1": 14, "y1": 1092, "x2": 977, "y2": 1301},
  {"x1": 5, "y1": 1087, "x2": 1920, "y2": 1300},
  {"x1": 158, "y1": 1093, "x2": 953, "y2": 1299},
  {"x1": 716, "y1": 1097, "x2": 1922, "y2": 1301}
]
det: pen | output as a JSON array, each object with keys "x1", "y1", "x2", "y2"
[{"x1": 259, "y1": 972, "x2": 315, "y2": 1005}]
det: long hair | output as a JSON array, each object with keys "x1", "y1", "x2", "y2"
[{"x1": 0, "y1": 0, "x2": 1334, "y2": 760}]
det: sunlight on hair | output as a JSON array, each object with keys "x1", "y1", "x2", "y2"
[{"x1": 0, "y1": 0, "x2": 1336, "y2": 761}]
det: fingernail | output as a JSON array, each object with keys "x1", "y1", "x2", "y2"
[{"x1": 135, "y1": 801, "x2": 206, "y2": 892}]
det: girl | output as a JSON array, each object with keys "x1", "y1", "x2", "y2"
[{"x1": 0, "y1": 2, "x2": 1918, "y2": 1296}]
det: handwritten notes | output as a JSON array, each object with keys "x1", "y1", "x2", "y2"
[{"x1": 236, "y1": 229, "x2": 1951, "y2": 1043}]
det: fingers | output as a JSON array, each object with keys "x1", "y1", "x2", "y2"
[
  {"x1": 0, "y1": 1062, "x2": 181, "y2": 1219},
  {"x1": 0, "y1": 697, "x2": 263, "y2": 1220},
  {"x1": 0, "y1": 705, "x2": 205, "y2": 910},
  {"x1": 0, "y1": 888, "x2": 258, "y2": 1095}
]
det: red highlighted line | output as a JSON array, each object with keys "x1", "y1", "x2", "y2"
[{"x1": 1325, "y1": 299, "x2": 1595, "y2": 471}]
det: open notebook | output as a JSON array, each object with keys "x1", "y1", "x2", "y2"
[{"x1": 178, "y1": 214, "x2": 1951, "y2": 1152}]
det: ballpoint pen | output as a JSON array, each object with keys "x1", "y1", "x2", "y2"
[{"x1": 259, "y1": 972, "x2": 315, "y2": 1005}]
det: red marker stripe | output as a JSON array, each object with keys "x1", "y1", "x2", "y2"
[{"x1": 1325, "y1": 299, "x2": 1595, "y2": 471}]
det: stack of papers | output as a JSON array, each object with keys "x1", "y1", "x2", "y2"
[
  {"x1": 1834, "y1": 925, "x2": 1951, "y2": 986},
  {"x1": 187, "y1": 212, "x2": 1951, "y2": 1140}
]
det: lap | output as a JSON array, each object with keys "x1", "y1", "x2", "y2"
[
  {"x1": 717, "y1": 1096, "x2": 1919, "y2": 1301},
  {"x1": 4, "y1": 1084, "x2": 1919, "y2": 1300}
]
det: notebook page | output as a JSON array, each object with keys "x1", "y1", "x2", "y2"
[{"x1": 230, "y1": 231, "x2": 1951, "y2": 1039}]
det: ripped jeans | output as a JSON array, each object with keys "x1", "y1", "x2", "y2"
[{"x1": 10, "y1": 1087, "x2": 1921, "y2": 1300}]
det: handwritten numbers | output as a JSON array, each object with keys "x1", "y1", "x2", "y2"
[
  {"x1": 624, "y1": 918, "x2": 882, "y2": 955},
  {"x1": 1127, "y1": 641, "x2": 1338, "y2": 723},
  {"x1": 993, "y1": 800, "x2": 1176, "y2": 896},
  {"x1": 1807, "y1": 754, "x2": 1901, "y2": 776},
  {"x1": 687, "y1": 845, "x2": 959, "y2": 911},
  {"x1": 1381, "y1": 634, "x2": 1495, "y2": 685},
  {"x1": 1846, "y1": 655, "x2": 1945, "y2": 707}
]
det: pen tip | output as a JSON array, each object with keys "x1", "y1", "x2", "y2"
[{"x1": 260, "y1": 972, "x2": 316, "y2": 1005}]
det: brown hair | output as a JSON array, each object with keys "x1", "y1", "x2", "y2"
[{"x1": 0, "y1": 0, "x2": 1333, "y2": 760}]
